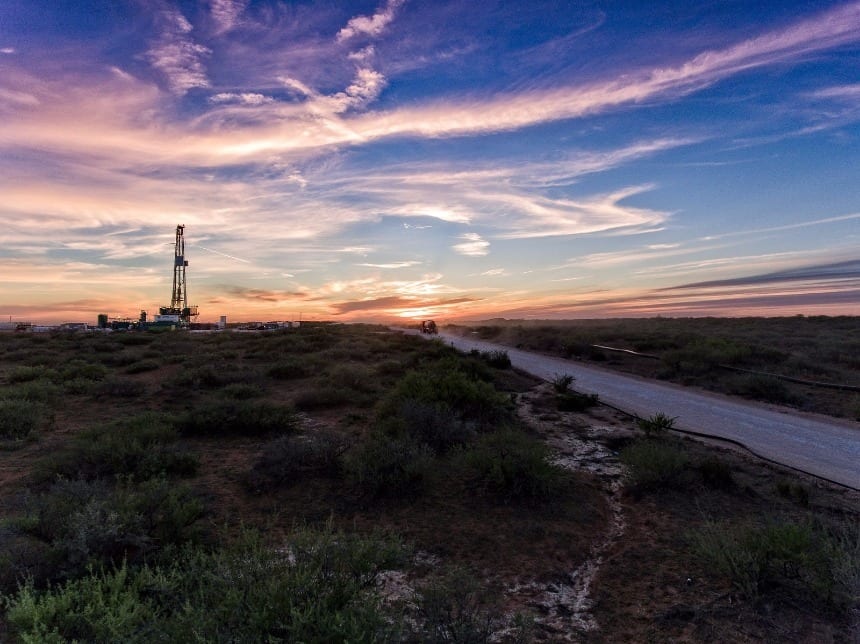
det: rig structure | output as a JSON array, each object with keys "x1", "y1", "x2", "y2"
[{"x1": 155, "y1": 224, "x2": 198, "y2": 326}]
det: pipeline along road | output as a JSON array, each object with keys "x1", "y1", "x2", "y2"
[{"x1": 433, "y1": 331, "x2": 860, "y2": 490}]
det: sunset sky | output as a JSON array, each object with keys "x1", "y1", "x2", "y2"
[{"x1": 1, "y1": 0, "x2": 858, "y2": 323}]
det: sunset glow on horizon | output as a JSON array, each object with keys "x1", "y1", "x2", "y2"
[{"x1": 1, "y1": 1, "x2": 858, "y2": 324}]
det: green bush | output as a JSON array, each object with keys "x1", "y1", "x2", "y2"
[
  {"x1": 413, "y1": 567, "x2": 500, "y2": 643},
  {"x1": 637, "y1": 412, "x2": 677, "y2": 437},
  {"x1": 178, "y1": 401, "x2": 297, "y2": 437},
  {"x1": 16, "y1": 477, "x2": 204, "y2": 579},
  {"x1": 396, "y1": 400, "x2": 475, "y2": 455},
  {"x1": 58, "y1": 361, "x2": 108, "y2": 383},
  {"x1": 3, "y1": 526, "x2": 406, "y2": 642},
  {"x1": 551, "y1": 373, "x2": 574, "y2": 393},
  {"x1": 729, "y1": 375, "x2": 797, "y2": 405},
  {"x1": 124, "y1": 359, "x2": 160, "y2": 374},
  {"x1": 294, "y1": 386, "x2": 357, "y2": 411},
  {"x1": 0, "y1": 399, "x2": 49, "y2": 441},
  {"x1": 221, "y1": 382, "x2": 264, "y2": 399},
  {"x1": 479, "y1": 350, "x2": 511, "y2": 369},
  {"x1": 698, "y1": 458, "x2": 734, "y2": 489},
  {"x1": 169, "y1": 364, "x2": 259, "y2": 390},
  {"x1": 8, "y1": 366, "x2": 58, "y2": 384},
  {"x1": 43, "y1": 413, "x2": 198, "y2": 482},
  {"x1": 461, "y1": 428, "x2": 563, "y2": 502},
  {"x1": 344, "y1": 433, "x2": 433, "y2": 498},
  {"x1": 556, "y1": 391, "x2": 598, "y2": 412},
  {"x1": 620, "y1": 439, "x2": 689, "y2": 491},
  {"x1": 691, "y1": 519, "x2": 859, "y2": 609},
  {"x1": 94, "y1": 378, "x2": 147, "y2": 398},
  {"x1": 381, "y1": 360, "x2": 511, "y2": 429},
  {"x1": 267, "y1": 359, "x2": 310, "y2": 380},
  {"x1": 247, "y1": 431, "x2": 347, "y2": 491},
  {"x1": 3, "y1": 379, "x2": 62, "y2": 404}
]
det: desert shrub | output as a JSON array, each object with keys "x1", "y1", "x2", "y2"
[
  {"x1": 691, "y1": 519, "x2": 859, "y2": 609},
  {"x1": 381, "y1": 361, "x2": 511, "y2": 429},
  {"x1": 729, "y1": 375, "x2": 797, "y2": 405},
  {"x1": 698, "y1": 458, "x2": 734, "y2": 489},
  {"x1": 58, "y1": 361, "x2": 108, "y2": 383},
  {"x1": 556, "y1": 392, "x2": 598, "y2": 412},
  {"x1": 637, "y1": 412, "x2": 677, "y2": 437},
  {"x1": 8, "y1": 366, "x2": 58, "y2": 383},
  {"x1": 0, "y1": 399, "x2": 49, "y2": 441},
  {"x1": 344, "y1": 433, "x2": 433, "y2": 498},
  {"x1": 267, "y1": 358, "x2": 311, "y2": 380},
  {"x1": 3, "y1": 526, "x2": 405, "y2": 643},
  {"x1": 94, "y1": 378, "x2": 147, "y2": 398},
  {"x1": 178, "y1": 400, "x2": 297, "y2": 437},
  {"x1": 3, "y1": 379, "x2": 62, "y2": 404},
  {"x1": 620, "y1": 439, "x2": 689, "y2": 492},
  {"x1": 479, "y1": 350, "x2": 511, "y2": 369},
  {"x1": 551, "y1": 373, "x2": 574, "y2": 393},
  {"x1": 115, "y1": 334, "x2": 154, "y2": 346},
  {"x1": 124, "y1": 359, "x2": 160, "y2": 374},
  {"x1": 294, "y1": 386, "x2": 357, "y2": 411},
  {"x1": 221, "y1": 382, "x2": 264, "y2": 399},
  {"x1": 327, "y1": 363, "x2": 378, "y2": 394},
  {"x1": 247, "y1": 431, "x2": 347, "y2": 491},
  {"x1": 63, "y1": 377, "x2": 97, "y2": 395},
  {"x1": 776, "y1": 480, "x2": 810, "y2": 507},
  {"x1": 43, "y1": 413, "x2": 198, "y2": 482},
  {"x1": 461, "y1": 428, "x2": 563, "y2": 502},
  {"x1": 413, "y1": 567, "x2": 501, "y2": 643},
  {"x1": 397, "y1": 399, "x2": 475, "y2": 455},
  {"x1": 16, "y1": 477, "x2": 204, "y2": 579}
]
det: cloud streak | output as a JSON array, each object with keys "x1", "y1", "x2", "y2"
[
  {"x1": 145, "y1": 9, "x2": 210, "y2": 95},
  {"x1": 337, "y1": 0, "x2": 406, "y2": 43}
]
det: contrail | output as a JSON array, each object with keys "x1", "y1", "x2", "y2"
[{"x1": 191, "y1": 244, "x2": 252, "y2": 264}]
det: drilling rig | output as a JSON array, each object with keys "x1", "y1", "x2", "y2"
[{"x1": 154, "y1": 225, "x2": 198, "y2": 326}]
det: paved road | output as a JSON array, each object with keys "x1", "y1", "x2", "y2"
[{"x1": 431, "y1": 331, "x2": 860, "y2": 489}]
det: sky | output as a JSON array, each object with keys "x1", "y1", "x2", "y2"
[{"x1": 1, "y1": 0, "x2": 859, "y2": 324}]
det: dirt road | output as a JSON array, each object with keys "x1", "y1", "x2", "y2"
[{"x1": 433, "y1": 331, "x2": 860, "y2": 490}]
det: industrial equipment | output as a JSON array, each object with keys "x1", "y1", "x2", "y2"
[{"x1": 154, "y1": 225, "x2": 198, "y2": 326}]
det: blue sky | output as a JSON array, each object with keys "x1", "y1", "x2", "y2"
[{"x1": 0, "y1": 0, "x2": 858, "y2": 322}]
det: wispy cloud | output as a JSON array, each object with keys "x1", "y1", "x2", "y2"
[
  {"x1": 210, "y1": 0, "x2": 247, "y2": 34},
  {"x1": 809, "y1": 84, "x2": 860, "y2": 100},
  {"x1": 145, "y1": 9, "x2": 210, "y2": 95},
  {"x1": 337, "y1": 0, "x2": 406, "y2": 43},
  {"x1": 665, "y1": 259, "x2": 860, "y2": 291},
  {"x1": 1, "y1": 48, "x2": 15, "y2": 55},
  {"x1": 357, "y1": 261, "x2": 421, "y2": 269},
  {"x1": 209, "y1": 92, "x2": 274, "y2": 105},
  {"x1": 453, "y1": 233, "x2": 490, "y2": 257}
]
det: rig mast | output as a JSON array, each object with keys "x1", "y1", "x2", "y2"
[
  {"x1": 171, "y1": 224, "x2": 188, "y2": 312},
  {"x1": 158, "y1": 224, "x2": 198, "y2": 324}
]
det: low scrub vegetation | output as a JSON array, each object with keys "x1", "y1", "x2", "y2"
[
  {"x1": 636, "y1": 412, "x2": 677, "y2": 437},
  {"x1": 691, "y1": 519, "x2": 859, "y2": 610},
  {"x1": 3, "y1": 526, "x2": 407, "y2": 642},
  {"x1": 178, "y1": 400, "x2": 297, "y2": 437},
  {"x1": 344, "y1": 433, "x2": 434, "y2": 498},
  {"x1": 0, "y1": 399, "x2": 49, "y2": 443},
  {"x1": 460, "y1": 428, "x2": 563, "y2": 502},
  {"x1": 620, "y1": 439, "x2": 690, "y2": 492},
  {"x1": 247, "y1": 431, "x2": 347, "y2": 491},
  {"x1": 42, "y1": 413, "x2": 198, "y2": 482}
]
